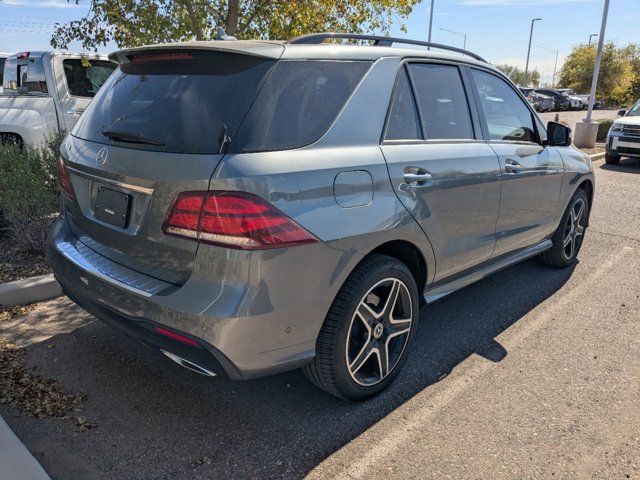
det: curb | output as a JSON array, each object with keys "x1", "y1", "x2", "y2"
[
  {"x1": 0, "y1": 416, "x2": 51, "y2": 480},
  {"x1": 0, "y1": 273, "x2": 61, "y2": 307},
  {"x1": 589, "y1": 152, "x2": 606, "y2": 161}
]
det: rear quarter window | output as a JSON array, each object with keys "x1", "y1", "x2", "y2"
[{"x1": 231, "y1": 60, "x2": 371, "y2": 153}]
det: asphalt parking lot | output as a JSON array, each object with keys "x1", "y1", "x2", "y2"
[
  {"x1": 539, "y1": 108, "x2": 620, "y2": 126},
  {"x1": 1, "y1": 155, "x2": 639, "y2": 479}
]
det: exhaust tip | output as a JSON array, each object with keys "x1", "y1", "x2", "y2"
[{"x1": 160, "y1": 350, "x2": 217, "y2": 377}]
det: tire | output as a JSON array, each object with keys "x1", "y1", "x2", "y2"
[
  {"x1": 303, "y1": 254, "x2": 419, "y2": 401},
  {"x1": 539, "y1": 188, "x2": 589, "y2": 268},
  {"x1": 605, "y1": 153, "x2": 621, "y2": 165}
]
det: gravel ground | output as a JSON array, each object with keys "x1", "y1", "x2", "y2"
[{"x1": 1, "y1": 156, "x2": 639, "y2": 480}]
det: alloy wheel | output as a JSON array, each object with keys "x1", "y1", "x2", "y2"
[
  {"x1": 345, "y1": 278, "x2": 413, "y2": 387},
  {"x1": 562, "y1": 197, "x2": 586, "y2": 261}
]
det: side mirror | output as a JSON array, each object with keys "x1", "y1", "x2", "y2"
[
  {"x1": 546, "y1": 121, "x2": 572, "y2": 147},
  {"x1": 618, "y1": 109, "x2": 627, "y2": 116}
]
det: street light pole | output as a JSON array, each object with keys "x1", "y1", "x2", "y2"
[
  {"x1": 537, "y1": 45, "x2": 559, "y2": 87},
  {"x1": 523, "y1": 18, "x2": 542, "y2": 87},
  {"x1": 589, "y1": 33, "x2": 598, "y2": 45},
  {"x1": 574, "y1": 0, "x2": 610, "y2": 148},
  {"x1": 586, "y1": 0, "x2": 609, "y2": 123},
  {"x1": 428, "y1": 0, "x2": 435, "y2": 43},
  {"x1": 439, "y1": 27, "x2": 467, "y2": 49}
]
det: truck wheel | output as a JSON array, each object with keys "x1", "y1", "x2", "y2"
[
  {"x1": 605, "y1": 153, "x2": 621, "y2": 165},
  {"x1": 539, "y1": 188, "x2": 589, "y2": 268},
  {"x1": 303, "y1": 254, "x2": 419, "y2": 400}
]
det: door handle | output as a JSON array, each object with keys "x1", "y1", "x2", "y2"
[
  {"x1": 504, "y1": 159, "x2": 523, "y2": 174},
  {"x1": 403, "y1": 171, "x2": 433, "y2": 186}
]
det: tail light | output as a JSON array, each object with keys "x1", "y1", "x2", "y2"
[
  {"x1": 57, "y1": 158, "x2": 75, "y2": 199},
  {"x1": 162, "y1": 191, "x2": 319, "y2": 250}
]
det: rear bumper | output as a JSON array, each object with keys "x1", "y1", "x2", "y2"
[{"x1": 48, "y1": 216, "x2": 354, "y2": 380}]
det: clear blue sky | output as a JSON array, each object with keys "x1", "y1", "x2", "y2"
[{"x1": 1, "y1": 0, "x2": 639, "y2": 85}]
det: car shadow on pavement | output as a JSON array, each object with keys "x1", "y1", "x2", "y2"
[
  {"x1": 599, "y1": 157, "x2": 640, "y2": 173},
  {"x1": 3, "y1": 258, "x2": 575, "y2": 480}
]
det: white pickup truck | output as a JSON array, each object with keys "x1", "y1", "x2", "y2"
[{"x1": 0, "y1": 51, "x2": 115, "y2": 146}]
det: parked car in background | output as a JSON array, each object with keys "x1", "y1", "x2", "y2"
[
  {"x1": 519, "y1": 87, "x2": 554, "y2": 112},
  {"x1": 0, "y1": 51, "x2": 116, "y2": 146},
  {"x1": 575, "y1": 94, "x2": 602, "y2": 110},
  {"x1": 536, "y1": 88, "x2": 571, "y2": 111},
  {"x1": 49, "y1": 34, "x2": 594, "y2": 400},
  {"x1": 605, "y1": 99, "x2": 640, "y2": 164}
]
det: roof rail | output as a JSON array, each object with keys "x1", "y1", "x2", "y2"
[{"x1": 288, "y1": 33, "x2": 486, "y2": 63}]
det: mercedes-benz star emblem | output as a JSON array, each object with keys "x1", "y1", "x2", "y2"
[{"x1": 96, "y1": 147, "x2": 109, "y2": 166}]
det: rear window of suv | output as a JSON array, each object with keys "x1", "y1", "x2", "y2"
[
  {"x1": 72, "y1": 50, "x2": 276, "y2": 154},
  {"x1": 231, "y1": 60, "x2": 371, "y2": 153}
]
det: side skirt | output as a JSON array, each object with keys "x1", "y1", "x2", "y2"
[{"x1": 424, "y1": 239, "x2": 553, "y2": 304}]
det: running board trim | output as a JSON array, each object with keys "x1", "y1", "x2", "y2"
[{"x1": 424, "y1": 240, "x2": 553, "y2": 303}]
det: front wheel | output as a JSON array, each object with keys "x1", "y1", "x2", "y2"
[
  {"x1": 303, "y1": 254, "x2": 419, "y2": 400},
  {"x1": 605, "y1": 153, "x2": 621, "y2": 165},
  {"x1": 539, "y1": 189, "x2": 589, "y2": 268}
]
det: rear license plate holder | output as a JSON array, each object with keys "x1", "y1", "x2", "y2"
[{"x1": 94, "y1": 187, "x2": 131, "y2": 228}]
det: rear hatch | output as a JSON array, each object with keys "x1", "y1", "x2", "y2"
[{"x1": 62, "y1": 46, "x2": 280, "y2": 284}]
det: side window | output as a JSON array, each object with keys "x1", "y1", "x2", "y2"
[
  {"x1": 63, "y1": 59, "x2": 116, "y2": 97},
  {"x1": 385, "y1": 66, "x2": 421, "y2": 141},
  {"x1": 23, "y1": 59, "x2": 48, "y2": 94},
  {"x1": 408, "y1": 63, "x2": 474, "y2": 140},
  {"x1": 471, "y1": 69, "x2": 535, "y2": 142},
  {"x1": 231, "y1": 60, "x2": 371, "y2": 153},
  {"x1": 0, "y1": 58, "x2": 5, "y2": 86},
  {"x1": 2, "y1": 57, "x2": 18, "y2": 92}
]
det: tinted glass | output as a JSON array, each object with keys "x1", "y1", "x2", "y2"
[
  {"x1": 0, "y1": 58, "x2": 5, "y2": 85},
  {"x1": 408, "y1": 63, "x2": 473, "y2": 140},
  {"x1": 63, "y1": 59, "x2": 116, "y2": 97},
  {"x1": 23, "y1": 58, "x2": 48, "y2": 94},
  {"x1": 471, "y1": 69, "x2": 535, "y2": 142},
  {"x1": 72, "y1": 51, "x2": 275, "y2": 154},
  {"x1": 385, "y1": 66, "x2": 421, "y2": 141},
  {"x1": 231, "y1": 60, "x2": 371, "y2": 153},
  {"x1": 2, "y1": 57, "x2": 18, "y2": 92}
]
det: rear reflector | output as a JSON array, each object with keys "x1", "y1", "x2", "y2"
[
  {"x1": 57, "y1": 157, "x2": 75, "y2": 199},
  {"x1": 163, "y1": 191, "x2": 319, "y2": 250},
  {"x1": 154, "y1": 327, "x2": 201, "y2": 348}
]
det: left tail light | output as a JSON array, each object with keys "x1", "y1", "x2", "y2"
[
  {"x1": 57, "y1": 158, "x2": 75, "y2": 199},
  {"x1": 162, "y1": 191, "x2": 319, "y2": 250}
]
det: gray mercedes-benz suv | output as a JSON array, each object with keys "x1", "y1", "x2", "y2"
[{"x1": 48, "y1": 33, "x2": 594, "y2": 400}]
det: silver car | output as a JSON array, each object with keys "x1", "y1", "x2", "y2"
[{"x1": 48, "y1": 33, "x2": 594, "y2": 400}]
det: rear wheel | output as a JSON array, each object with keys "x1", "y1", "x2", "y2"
[
  {"x1": 303, "y1": 254, "x2": 419, "y2": 400},
  {"x1": 539, "y1": 189, "x2": 589, "y2": 268},
  {"x1": 605, "y1": 153, "x2": 621, "y2": 165}
]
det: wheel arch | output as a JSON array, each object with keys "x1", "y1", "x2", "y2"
[
  {"x1": 367, "y1": 240, "x2": 428, "y2": 295},
  {"x1": 577, "y1": 178, "x2": 594, "y2": 226}
]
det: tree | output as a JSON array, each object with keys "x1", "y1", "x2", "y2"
[
  {"x1": 494, "y1": 64, "x2": 541, "y2": 87},
  {"x1": 51, "y1": 0, "x2": 419, "y2": 51},
  {"x1": 557, "y1": 42, "x2": 638, "y2": 105}
]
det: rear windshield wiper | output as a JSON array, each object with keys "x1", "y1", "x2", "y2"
[{"x1": 101, "y1": 129, "x2": 165, "y2": 146}]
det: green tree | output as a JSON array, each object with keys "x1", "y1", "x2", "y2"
[
  {"x1": 494, "y1": 64, "x2": 541, "y2": 87},
  {"x1": 557, "y1": 42, "x2": 638, "y2": 105},
  {"x1": 51, "y1": 0, "x2": 419, "y2": 51}
]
